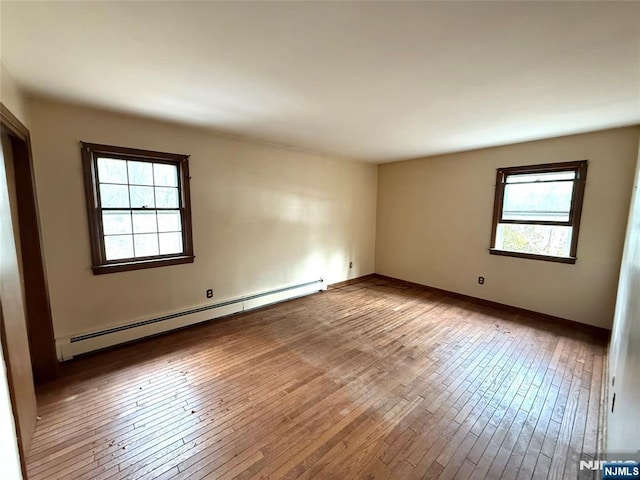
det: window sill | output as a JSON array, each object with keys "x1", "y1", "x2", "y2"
[
  {"x1": 489, "y1": 249, "x2": 576, "y2": 264},
  {"x1": 92, "y1": 255, "x2": 195, "y2": 275}
]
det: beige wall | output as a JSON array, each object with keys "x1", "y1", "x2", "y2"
[
  {"x1": 1, "y1": 62, "x2": 29, "y2": 126},
  {"x1": 607, "y1": 139, "x2": 640, "y2": 452},
  {"x1": 376, "y1": 127, "x2": 640, "y2": 329},
  {"x1": 0, "y1": 339, "x2": 22, "y2": 479},
  {"x1": 27, "y1": 97, "x2": 377, "y2": 339}
]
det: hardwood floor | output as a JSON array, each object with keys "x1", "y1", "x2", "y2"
[{"x1": 26, "y1": 277, "x2": 607, "y2": 480}]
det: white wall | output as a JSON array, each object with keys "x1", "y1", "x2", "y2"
[
  {"x1": 27, "y1": 97, "x2": 378, "y2": 340},
  {"x1": 0, "y1": 341, "x2": 22, "y2": 480},
  {"x1": 607, "y1": 139, "x2": 640, "y2": 453},
  {"x1": 376, "y1": 127, "x2": 640, "y2": 329}
]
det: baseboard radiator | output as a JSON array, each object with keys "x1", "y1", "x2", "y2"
[{"x1": 56, "y1": 278, "x2": 325, "y2": 361}]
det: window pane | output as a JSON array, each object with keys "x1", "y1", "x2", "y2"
[
  {"x1": 134, "y1": 233, "x2": 159, "y2": 257},
  {"x1": 157, "y1": 211, "x2": 181, "y2": 232},
  {"x1": 97, "y1": 158, "x2": 128, "y2": 184},
  {"x1": 102, "y1": 211, "x2": 132, "y2": 235},
  {"x1": 130, "y1": 186, "x2": 155, "y2": 208},
  {"x1": 495, "y1": 223, "x2": 572, "y2": 257},
  {"x1": 105, "y1": 235, "x2": 134, "y2": 260},
  {"x1": 155, "y1": 187, "x2": 179, "y2": 208},
  {"x1": 159, "y1": 232, "x2": 183, "y2": 255},
  {"x1": 128, "y1": 161, "x2": 154, "y2": 186},
  {"x1": 154, "y1": 163, "x2": 178, "y2": 187},
  {"x1": 503, "y1": 181, "x2": 573, "y2": 222},
  {"x1": 506, "y1": 171, "x2": 575, "y2": 183},
  {"x1": 132, "y1": 211, "x2": 157, "y2": 234},
  {"x1": 100, "y1": 184, "x2": 130, "y2": 208}
]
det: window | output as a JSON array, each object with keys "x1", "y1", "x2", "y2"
[
  {"x1": 490, "y1": 160, "x2": 588, "y2": 264},
  {"x1": 81, "y1": 142, "x2": 194, "y2": 274}
]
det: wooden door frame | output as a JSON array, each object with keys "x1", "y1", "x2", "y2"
[{"x1": 1, "y1": 103, "x2": 58, "y2": 383}]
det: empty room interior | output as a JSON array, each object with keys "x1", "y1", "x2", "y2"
[{"x1": 1, "y1": 1, "x2": 639, "y2": 479}]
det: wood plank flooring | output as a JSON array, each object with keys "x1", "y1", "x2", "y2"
[{"x1": 26, "y1": 277, "x2": 607, "y2": 480}]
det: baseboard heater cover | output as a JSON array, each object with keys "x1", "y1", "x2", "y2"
[{"x1": 56, "y1": 278, "x2": 324, "y2": 360}]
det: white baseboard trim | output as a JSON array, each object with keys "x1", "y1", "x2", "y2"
[{"x1": 55, "y1": 278, "x2": 325, "y2": 361}]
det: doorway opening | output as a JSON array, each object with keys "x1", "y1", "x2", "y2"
[
  {"x1": 1, "y1": 104, "x2": 57, "y2": 385},
  {"x1": 0, "y1": 103, "x2": 58, "y2": 475}
]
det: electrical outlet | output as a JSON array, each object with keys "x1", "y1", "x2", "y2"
[
  {"x1": 349, "y1": 261, "x2": 353, "y2": 269},
  {"x1": 478, "y1": 276, "x2": 485, "y2": 285},
  {"x1": 206, "y1": 289, "x2": 213, "y2": 299}
]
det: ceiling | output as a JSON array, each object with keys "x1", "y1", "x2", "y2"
[{"x1": 1, "y1": 1, "x2": 639, "y2": 163}]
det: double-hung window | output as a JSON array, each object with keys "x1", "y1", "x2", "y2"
[
  {"x1": 490, "y1": 160, "x2": 588, "y2": 264},
  {"x1": 81, "y1": 142, "x2": 194, "y2": 274}
]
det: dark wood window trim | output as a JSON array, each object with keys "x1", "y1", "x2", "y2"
[
  {"x1": 81, "y1": 142, "x2": 194, "y2": 274},
  {"x1": 489, "y1": 160, "x2": 588, "y2": 264}
]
